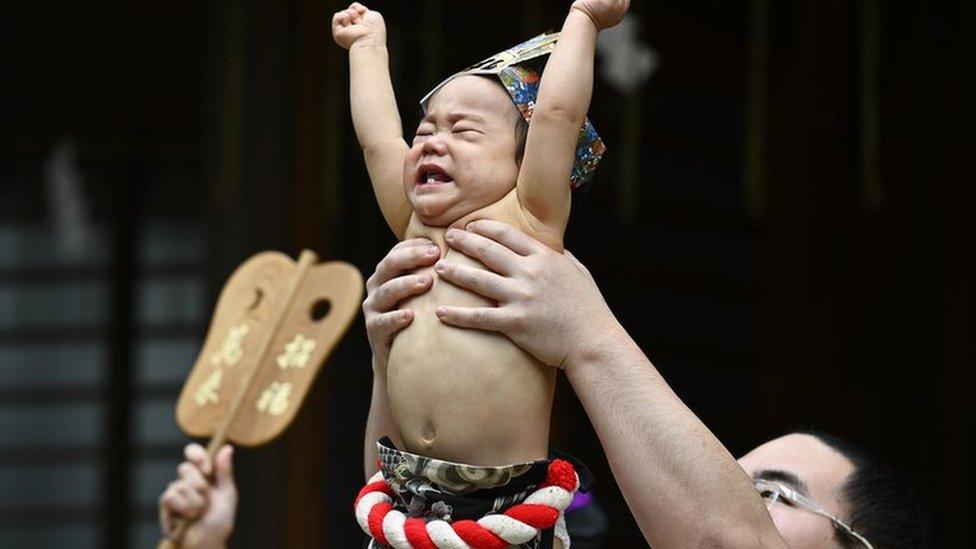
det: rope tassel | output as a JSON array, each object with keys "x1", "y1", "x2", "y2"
[{"x1": 354, "y1": 460, "x2": 580, "y2": 548}]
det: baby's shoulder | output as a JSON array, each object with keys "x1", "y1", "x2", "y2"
[
  {"x1": 458, "y1": 191, "x2": 564, "y2": 250},
  {"x1": 454, "y1": 190, "x2": 524, "y2": 229}
]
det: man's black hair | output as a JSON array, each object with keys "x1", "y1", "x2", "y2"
[{"x1": 801, "y1": 431, "x2": 932, "y2": 549}]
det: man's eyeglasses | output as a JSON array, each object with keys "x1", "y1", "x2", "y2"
[{"x1": 754, "y1": 479, "x2": 874, "y2": 549}]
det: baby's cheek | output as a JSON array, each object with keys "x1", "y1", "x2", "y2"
[
  {"x1": 402, "y1": 148, "x2": 420, "y2": 181},
  {"x1": 403, "y1": 146, "x2": 418, "y2": 166}
]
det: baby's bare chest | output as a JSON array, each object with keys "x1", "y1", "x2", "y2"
[
  {"x1": 388, "y1": 242, "x2": 540, "y2": 389},
  {"x1": 391, "y1": 192, "x2": 556, "y2": 364},
  {"x1": 394, "y1": 202, "x2": 535, "y2": 371}
]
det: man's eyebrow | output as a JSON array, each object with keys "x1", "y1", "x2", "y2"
[{"x1": 754, "y1": 469, "x2": 810, "y2": 497}]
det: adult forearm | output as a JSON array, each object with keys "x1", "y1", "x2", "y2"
[
  {"x1": 565, "y1": 325, "x2": 786, "y2": 548},
  {"x1": 431, "y1": 223, "x2": 783, "y2": 545}
]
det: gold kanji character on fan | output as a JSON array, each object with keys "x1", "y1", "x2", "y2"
[
  {"x1": 256, "y1": 381, "x2": 293, "y2": 416},
  {"x1": 209, "y1": 324, "x2": 250, "y2": 367},
  {"x1": 275, "y1": 333, "x2": 317, "y2": 370}
]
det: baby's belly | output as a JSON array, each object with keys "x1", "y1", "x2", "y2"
[{"x1": 387, "y1": 250, "x2": 555, "y2": 466}]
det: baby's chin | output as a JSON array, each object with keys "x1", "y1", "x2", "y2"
[{"x1": 408, "y1": 193, "x2": 465, "y2": 227}]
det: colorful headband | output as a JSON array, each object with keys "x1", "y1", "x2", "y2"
[{"x1": 420, "y1": 33, "x2": 605, "y2": 189}]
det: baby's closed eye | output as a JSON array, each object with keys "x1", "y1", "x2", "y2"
[{"x1": 451, "y1": 125, "x2": 483, "y2": 140}]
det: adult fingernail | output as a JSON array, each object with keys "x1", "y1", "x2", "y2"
[
  {"x1": 425, "y1": 245, "x2": 439, "y2": 255},
  {"x1": 417, "y1": 275, "x2": 429, "y2": 286},
  {"x1": 435, "y1": 307, "x2": 446, "y2": 317},
  {"x1": 434, "y1": 261, "x2": 445, "y2": 273},
  {"x1": 445, "y1": 228, "x2": 458, "y2": 241}
]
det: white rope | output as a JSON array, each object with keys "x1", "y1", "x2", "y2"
[
  {"x1": 426, "y1": 519, "x2": 472, "y2": 549},
  {"x1": 476, "y1": 514, "x2": 539, "y2": 544},
  {"x1": 355, "y1": 491, "x2": 392, "y2": 532},
  {"x1": 382, "y1": 509, "x2": 411, "y2": 549}
]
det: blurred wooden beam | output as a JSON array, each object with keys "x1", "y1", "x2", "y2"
[
  {"x1": 743, "y1": 0, "x2": 768, "y2": 220},
  {"x1": 859, "y1": 0, "x2": 883, "y2": 209},
  {"x1": 103, "y1": 177, "x2": 137, "y2": 549},
  {"x1": 759, "y1": 1, "x2": 860, "y2": 435},
  {"x1": 285, "y1": 0, "x2": 344, "y2": 547}
]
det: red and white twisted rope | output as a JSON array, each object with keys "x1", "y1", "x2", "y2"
[{"x1": 354, "y1": 459, "x2": 579, "y2": 549}]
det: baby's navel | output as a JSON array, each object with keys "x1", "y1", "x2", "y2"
[{"x1": 418, "y1": 419, "x2": 437, "y2": 448}]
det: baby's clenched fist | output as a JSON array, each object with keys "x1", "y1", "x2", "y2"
[
  {"x1": 571, "y1": 0, "x2": 630, "y2": 31},
  {"x1": 332, "y1": 2, "x2": 387, "y2": 50}
]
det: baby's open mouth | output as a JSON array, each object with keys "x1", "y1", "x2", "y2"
[{"x1": 417, "y1": 164, "x2": 453, "y2": 185}]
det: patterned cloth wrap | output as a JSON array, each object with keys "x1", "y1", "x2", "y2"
[
  {"x1": 363, "y1": 437, "x2": 574, "y2": 549},
  {"x1": 419, "y1": 33, "x2": 606, "y2": 190}
]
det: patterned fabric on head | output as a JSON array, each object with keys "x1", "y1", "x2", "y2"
[{"x1": 420, "y1": 32, "x2": 605, "y2": 189}]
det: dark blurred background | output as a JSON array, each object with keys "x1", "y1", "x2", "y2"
[{"x1": 0, "y1": 0, "x2": 971, "y2": 547}]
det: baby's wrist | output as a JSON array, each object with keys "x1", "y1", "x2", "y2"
[
  {"x1": 349, "y1": 37, "x2": 388, "y2": 52},
  {"x1": 371, "y1": 355, "x2": 389, "y2": 376},
  {"x1": 569, "y1": 4, "x2": 601, "y2": 30}
]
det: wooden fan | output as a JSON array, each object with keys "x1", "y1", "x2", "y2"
[{"x1": 159, "y1": 249, "x2": 363, "y2": 548}]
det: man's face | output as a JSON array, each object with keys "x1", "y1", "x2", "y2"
[
  {"x1": 403, "y1": 75, "x2": 522, "y2": 226},
  {"x1": 738, "y1": 433, "x2": 855, "y2": 548}
]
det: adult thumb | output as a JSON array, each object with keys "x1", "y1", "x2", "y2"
[{"x1": 213, "y1": 445, "x2": 235, "y2": 490}]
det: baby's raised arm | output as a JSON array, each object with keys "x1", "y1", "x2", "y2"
[
  {"x1": 332, "y1": 3, "x2": 411, "y2": 237},
  {"x1": 516, "y1": 0, "x2": 628, "y2": 240}
]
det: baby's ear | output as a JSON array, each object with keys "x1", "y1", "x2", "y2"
[{"x1": 514, "y1": 118, "x2": 529, "y2": 167}]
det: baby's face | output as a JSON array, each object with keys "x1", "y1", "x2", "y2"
[{"x1": 404, "y1": 76, "x2": 522, "y2": 226}]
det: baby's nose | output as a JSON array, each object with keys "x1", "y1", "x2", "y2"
[{"x1": 421, "y1": 133, "x2": 448, "y2": 155}]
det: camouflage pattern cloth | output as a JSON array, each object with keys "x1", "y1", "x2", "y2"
[{"x1": 370, "y1": 437, "x2": 558, "y2": 549}]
